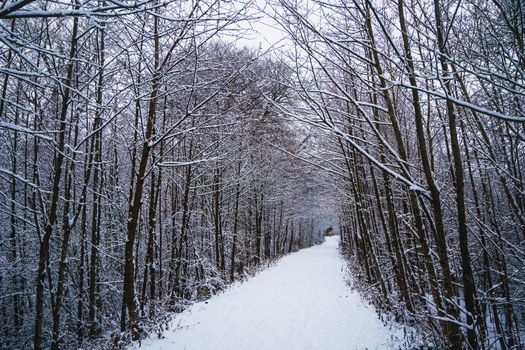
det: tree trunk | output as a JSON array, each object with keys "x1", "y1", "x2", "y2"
[
  {"x1": 230, "y1": 161, "x2": 242, "y2": 282},
  {"x1": 397, "y1": 0, "x2": 460, "y2": 346},
  {"x1": 121, "y1": 13, "x2": 160, "y2": 340},
  {"x1": 34, "y1": 11, "x2": 79, "y2": 350}
]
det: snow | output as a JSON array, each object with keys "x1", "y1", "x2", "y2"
[
  {"x1": 131, "y1": 236, "x2": 410, "y2": 350},
  {"x1": 0, "y1": 121, "x2": 53, "y2": 141}
]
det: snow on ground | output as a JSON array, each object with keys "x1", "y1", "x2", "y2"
[{"x1": 131, "y1": 236, "x2": 410, "y2": 350}]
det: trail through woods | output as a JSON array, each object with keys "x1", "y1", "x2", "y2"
[{"x1": 132, "y1": 236, "x2": 410, "y2": 350}]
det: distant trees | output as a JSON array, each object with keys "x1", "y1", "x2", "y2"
[
  {"x1": 274, "y1": 0, "x2": 524, "y2": 347},
  {"x1": 0, "y1": 1, "x2": 327, "y2": 349}
]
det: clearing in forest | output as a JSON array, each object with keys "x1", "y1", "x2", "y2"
[{"x1": 132, "y1": 236, "x2": 412, "y2": 350}]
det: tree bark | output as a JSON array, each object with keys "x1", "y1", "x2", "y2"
[{"x1": 34, "y1": 11, "x2": 79, "y2": 350}]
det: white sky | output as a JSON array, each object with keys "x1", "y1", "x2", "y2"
[
  {"x1": 221, "y1": 0, "x2": 289, "y2": 52},
  {"x1": 237, "y1": 17, "x2": 286, "y2": 51}
]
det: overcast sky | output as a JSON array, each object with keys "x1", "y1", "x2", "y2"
[{"x1": 222, "y1": 0, "x2": 289, "y2": 52}]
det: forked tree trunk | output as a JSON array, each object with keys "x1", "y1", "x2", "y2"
[{"x1": 396, "y1": 0, "x2": 460, "y2": 346}]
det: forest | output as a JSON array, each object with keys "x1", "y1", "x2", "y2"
[{"x1": 0, "y1": 0, "x2": 523, "y2": 349}]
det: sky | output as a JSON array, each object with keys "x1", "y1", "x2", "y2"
[{"x1": 222, "y1": 0, "x2": 289, "y2": 52}]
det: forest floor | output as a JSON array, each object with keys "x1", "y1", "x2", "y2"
[{"x1": 130, "y1": 236, "x2": 413, "y2": 350}]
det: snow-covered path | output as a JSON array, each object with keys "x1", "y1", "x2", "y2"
[{"x1": 132, "y1": 236, "x2": 408, "y2": 350}]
